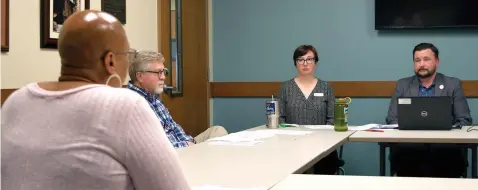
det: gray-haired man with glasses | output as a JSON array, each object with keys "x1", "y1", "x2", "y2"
[{"x1": 127, "y1": 50, "x2": 228, "y2": 148}]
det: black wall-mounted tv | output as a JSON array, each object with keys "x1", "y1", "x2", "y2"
[{"x1": 375, "y1": 0, "x2": 478, "y2": 30}]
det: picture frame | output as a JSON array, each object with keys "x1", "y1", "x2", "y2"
[
  {"x1": 1, "y1": 0, "x2": 9, "y2": 52},
  {"x1": 41, "y1": 0, "x2": 90, "y2": 49},
  {"x1": 101, "y1": 0, "x2": 126, "y2": 24}
]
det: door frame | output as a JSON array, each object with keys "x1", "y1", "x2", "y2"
[{"x1": 157, "y1": 0, "x2": 211, "y2": 135}]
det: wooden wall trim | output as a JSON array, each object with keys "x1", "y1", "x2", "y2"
[
  {"x1": 1, "y1": 88, "x2": 16, "y2": 105},
  {"x1": 2, "y1": 80, "x2": 477, "y2": 105},
  {"x1": 210, "y1": 80, "x2": 478, "y2": 98}
]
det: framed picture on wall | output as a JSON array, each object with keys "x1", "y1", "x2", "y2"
[
  {"x1": 101, "y1": 0, "x2": 126, "y2": 24},
  {"x1": 41, "y1": 0, "x2": 90, "y2": 49},
  {"x1": 1, "y1": 0, "x2": 9, "y2": 52}
]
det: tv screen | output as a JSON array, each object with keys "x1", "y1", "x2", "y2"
[{"x1": 375, "y1": 0, "x2": 478, "y2": 29}]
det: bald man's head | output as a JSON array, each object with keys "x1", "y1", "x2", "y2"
[{"x1": 57, "y1": 10, "x2": 131, "y2": 87}]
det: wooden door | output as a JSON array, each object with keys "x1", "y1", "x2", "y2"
[{"x1": 158, "y1": 0, "x2": 210, "y2": 136}]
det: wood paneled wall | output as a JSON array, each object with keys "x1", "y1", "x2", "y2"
[{"x1": 210, "y1": 80, "x2": 478, "y2": 98}]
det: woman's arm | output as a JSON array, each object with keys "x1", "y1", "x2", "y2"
[
  {"x1": 325, "y1": 83, "x2": 335, "y2": 125},
  {"x1": 124, "y1": 98, "x2": 191, "y2": 190},
  {"x1": 277, "y1": 83, "x2": 287, "y2": 123}
]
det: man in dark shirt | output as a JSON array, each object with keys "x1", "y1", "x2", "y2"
[{"x1": 386, "y1": 42, "x2": 473, "y2": 177}]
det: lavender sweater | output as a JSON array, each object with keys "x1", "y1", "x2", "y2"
[{"x1": 1, "y1": 83, "x2": 191, "y2": 190}]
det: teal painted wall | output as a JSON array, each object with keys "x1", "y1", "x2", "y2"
[{"x1": 211, "y1": 0, "x2": 478, "y2": 176}]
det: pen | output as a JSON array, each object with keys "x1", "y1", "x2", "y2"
[{"x1": 366, "y1": 129, "x2": 384, "y2": 132}]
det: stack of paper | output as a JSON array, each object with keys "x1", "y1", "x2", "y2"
[
  {"x1": 349, "y1": 124, "x2": 399, "y2": 130},
  {"x1": 206, "y1": 131, "x2": 267, "y2": 146},
  {"x1": 207, "y1": 129, "x2": 314, "y2": 146},
  {"x1": 237, "y1": 130, "x2": 278, "y2": 139},
  {"x1": 349, "y1": 124, "x2": 380, "y2": 131}
]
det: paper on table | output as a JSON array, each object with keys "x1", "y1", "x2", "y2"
[
  {"x1": 348, "y1": 124, "x2": 379, "y2": 131},
  {"x1": 194, "y1": 185, "x2": 267, "y2": 190},
  {"x1": 351, "y1": 123, "x2": 399, "y2": 130},
  {"x1": 207, "y1": 130, "x2": 276, "y2": 142},
  {"x1": 347, "y1": 124, "x2": 399, "y2": 130},
  {"x1": 301, "y1": 124, "x2": 396, "y2": 131},
  {"x1": 363, "y1": 123, "x2": 399, "y2": 129},
  {"x1": 301, "y1": 125, "x2": 334, "y2": 130},
  {"x1": 256, "y1": 129, "x2": 313, "y2": 135},
  {"x1": 237, "y1": 130, "x2": 278, "y2": 139},
  {"x1": 207, "y1": 134, "x2": 256, "y2": 142},
  {"x1": 208, "y1": 141, "x2": 263, "y2": 146},
  {"x1": 302, "y1": 124, "x2": 375, "y2": 131},
  {"x1": 379, "y1": 128, "x2": 398, "y2": 131},
  {"x1": 379, "y1": 124, "x2": 399, "y2": 129},
  {"x1": 280, "y1": 123, "x2": 300, "y2": 127},
  {"x1": 207, "y1": 129, "x2": 313, "y2": 144}
]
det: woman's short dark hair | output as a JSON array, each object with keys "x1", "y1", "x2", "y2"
[{"x1": 293, "y1": 45, "x2": 319, "y2": 66}]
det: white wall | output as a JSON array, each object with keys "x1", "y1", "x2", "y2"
[{"x1": 1, "y1": 0, "x2": 158, "y2": 89}]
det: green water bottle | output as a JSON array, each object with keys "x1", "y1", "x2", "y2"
[{"x1": 334, "y1": 97, "x2": 352, "y2": 132}]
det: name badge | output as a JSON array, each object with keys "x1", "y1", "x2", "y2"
[
  {"x1": 398, "y1": 98, "x2": 411, "y2": 105},
  {"x1": 314, "y1": 93, "x2": 324, "y2": 97}
]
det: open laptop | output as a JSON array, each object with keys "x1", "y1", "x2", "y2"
[{"x1": 397, "y1": 96, "x2": 453, "y2": 130}]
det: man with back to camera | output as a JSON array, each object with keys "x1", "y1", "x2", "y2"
[
  {"x1": 126, "y1": 50, "x2": 228, "y2": 148},
  {"x1": 386, "y1": 42, "x2": 473, "y2": 177}
]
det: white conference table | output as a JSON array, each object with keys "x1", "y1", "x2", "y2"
[
  {"x1": 177, "y1": 125, "x2": 354, "y2": 189},
  {"x1": 349, "y1": 126, "x2": 478, "y2": 178},
  {"x1": 270, "y1": 174, "x2": 478, "y2": 190}
]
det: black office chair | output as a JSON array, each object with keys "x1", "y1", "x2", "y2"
[
  {"x1": 337, "y1": 145, "x2": 345, "y2": 175},
  {"x1": 463, "y1": 149, "x2": 468, "y2": 178}
]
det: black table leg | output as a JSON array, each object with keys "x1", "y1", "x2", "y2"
[
  {"x1": 379, "y1": 143, "x2": 386, "y2": 176},
  {"x1": 472, "y1": 145, "x2": 477, "y2": 178}
]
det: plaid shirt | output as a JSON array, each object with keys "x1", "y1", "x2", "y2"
[{"x1": 127, "y1": 81, "x2": 194, "y2": 148}]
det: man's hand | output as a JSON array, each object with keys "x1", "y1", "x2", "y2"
[{"x1": 187, "y1": 141, "x2": 195, "y2": 146}]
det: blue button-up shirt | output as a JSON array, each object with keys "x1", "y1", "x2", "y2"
[
  {"x1": 418, "y1": 81, "x2": 435, "y2": 97},
  {"x1": 127, "y1": 81, "x2": 194, "y2": 148}
]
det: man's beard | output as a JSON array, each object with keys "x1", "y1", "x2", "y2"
[
  {"x1": 415, "y1": 67, "x2": 436, "y2": 79},
  {"x1": 154, "y1": 83, "x2": 164, "y2": 94},
  {"x1": 155, "y1": 86, "x2": 164, "y2": 94},
  {"x1": 146, "y1": 83, "x2": 164, "y2": 95}
]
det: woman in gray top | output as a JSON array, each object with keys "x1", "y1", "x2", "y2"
[{"x1": 277, "y1": 45, "x2": 339, "y2": 174}]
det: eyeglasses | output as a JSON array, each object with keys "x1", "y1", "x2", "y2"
[
  {"x1": 100, "y1": 48, "x2": 138, "y2": 64},
  {"x1": 296, "y1": 58, "x2": 316, "y2": 65},
  {"x1": 141, "y1": 68, "x2": 169, "y2": 77},
  {"x1": 122, "y1": 48, "x2": 138, "y2": 64}
]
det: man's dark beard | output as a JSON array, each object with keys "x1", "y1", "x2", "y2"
[{"x1": 415, "y1": 68, "x2": 435, "y2": 78}]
